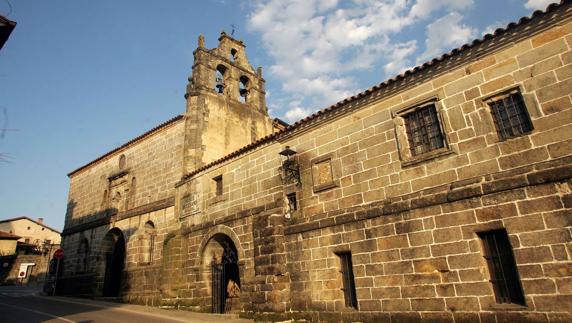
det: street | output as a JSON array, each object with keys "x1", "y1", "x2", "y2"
[{"x1": 0, "y1": 286, "x2": 252, "y2": 323}]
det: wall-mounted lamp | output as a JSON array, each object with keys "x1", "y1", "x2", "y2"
[{"x1": 279, "y1": 146, "x2": 301, "y2": 186}]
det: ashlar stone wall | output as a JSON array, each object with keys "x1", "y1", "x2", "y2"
[{"x1": 175, "y1": 9, "x2": 572, "y2": 321}]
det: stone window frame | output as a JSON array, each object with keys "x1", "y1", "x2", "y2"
[
  {"x1": 477, "y1": 228, "x2": 526, "y2": 307},
  {"x1": 335, "y1": 251, "x2": 358, "y2": 310},
  {"x1": 211, "y1": 174, "x2": 226, "y2": 204},
  {"x1": 480, "y1": 86, "x2": 535, "y2": 142},
  {"x1": 393, "y1": 96, "x2": 453, "y2": 167},
  {"x1": 310, "y1": 153, "x2": 340, "y2": 193}
]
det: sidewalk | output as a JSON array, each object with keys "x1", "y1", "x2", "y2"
[{"x1": 36, "y1": 295, "x2": 254, "y2": 323}]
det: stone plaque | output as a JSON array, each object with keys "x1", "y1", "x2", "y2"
[
  {"x1": 181, "y1": 193, "x2": 200, "y2": 217},
  {"x1": 312, "y1": 158, "x2": 335, "y2": 191}
]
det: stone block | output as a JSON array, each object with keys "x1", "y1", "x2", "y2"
[
  {"x1": 385, "y1": 261, "x2": 413, "y2": 275},
  {"x1": 533, "y1": 295, "x2": 572, "y2": 312},
  {"x1": 517, "y1": 38, "x2": 568, "y2": 68},
  {"x1": 514, "y1": 246, "x2": 553, "y2": 264},
  {"x1": 435, "y1": 211, "x2": 476, "y2": 228},
  {"x1": 499, "y1": 147, "x2": 549, "y2": 170},
  {"x1": 382, "y1": 299, "x2": 411, "y2": 311},
  {"x1": 517, "y1": 196, "x2": 563, "y2": 215},
  {"x1": 522, "y1": 278, "x2": 556, "y2": 294},
  {"x1": 504, "y1": 214, "x2": 546, "y2": 233},
  {"x1": 520, "y1": 229, "x2": 570, "y2": 247},
  {"x1": 448, "y1": 253, "x2": 482, "y2": 269},
  {"x1": 433, "y1": 227, "x2": 462, "y2": 243},
  {"x1": 371, "y1": 287, "x2": 400, "y2": 299},
  {"x1": 400, "y1": 246, "x2": 431, "y2": 260},
  {"x1": 408, "y1": 231, "x2": 434, "y2": 246},
  {"x1": 483, "y1": 58, "x2": 519, "y2": 81},
  {"x1": 476, "y1": 203, "x2": 518, "y2": 222},
  {"x1": 403, "y1": 272, "x2": 441, "y2": 285},
  {"x1": 377, "y1": 235, "x2": 409, "y2": 250},
  {"x1": 480, "y1": 75, "x2": 515, "y2": 95},
  {"x1": 413, "y1": 258, "x2": 448, "y2": 273},
  {"x1": 536, "y1": 77, "x2": 572, "y2": 103},
  {"x1": 455, "y1": 282, "x2": 492, "y2": 296},
  {"x1": 410, "y1": 298, "x2": 446, "y2": 311},
  {"x1": 531, "y1": 26, "x2": 568, "y2": 48},
  {"x1": 371, "y1": 250, "x2": 400, "y2": 262},
  {"x1": 444, "y1": 72, "x2": 483, "y2": 96},
  {"x1": 523, "y1": 71, "x2": 557, "y2": 91},
  {"x1": 402, "y1": 285, "x2": 436, "y2": 298},
  {"x1": 543, "y1": 263, "x2": 572, "y2": 277}
]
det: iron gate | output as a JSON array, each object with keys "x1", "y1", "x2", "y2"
[{"x1": 211, "y1": 261, "x2": 226, "y2": 313}]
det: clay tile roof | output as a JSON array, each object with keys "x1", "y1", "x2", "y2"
[
  {"x1": 68, "y1": 115, "x2": 184, "y2": 177},
  {"x1": 0, "y1": 230, "x2": 21, "y2": 240},
  {"x1": 179, "y1": 0, "x2": 570, "y2": 182}
]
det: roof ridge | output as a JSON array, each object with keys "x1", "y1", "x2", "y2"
[
  {"x1": 68, "y1": 114, "x2": 185, "y2": 177},
  {"x1": 0, "y1": 216, "x2": 61, "y2": 233}
]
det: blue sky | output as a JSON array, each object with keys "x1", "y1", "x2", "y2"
[{"x1": 0, "y1": 0, "x2": 555, "y2": 231}]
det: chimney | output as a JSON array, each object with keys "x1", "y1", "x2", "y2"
[{"x1": 37, "y1": 218, "x2": 44, "y2": 224}]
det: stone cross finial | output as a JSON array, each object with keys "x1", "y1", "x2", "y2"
[{"x1": 198, "y1": 35, "x2": 205, "y2": 48}]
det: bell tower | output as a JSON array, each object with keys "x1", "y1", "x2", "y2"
[{"x1": 183, "y1": 32, "x2": 275, "y2": 174}]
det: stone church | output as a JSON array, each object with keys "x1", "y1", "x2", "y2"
[{"x1": 59, "y1": 1, "x2": 572, "y2": 321}]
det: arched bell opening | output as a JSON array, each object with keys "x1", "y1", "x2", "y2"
[
  {"x1": 239, "y1": 75, "x2": 249, "y2": 103},
  {"x1": 214, "y1": 65, "x2": 227, "y2": 94}
]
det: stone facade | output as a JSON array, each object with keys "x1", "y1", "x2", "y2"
[{"x1": 59, "y1": 2, "x2": 572, "y2": 322}]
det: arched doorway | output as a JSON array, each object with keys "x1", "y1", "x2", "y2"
[
  {"x1": 203, "y1": 234, "x2": 241, "y2": 313},
  {"x1": 101, "y1": 228, "x2": 125, "y2": 297}
]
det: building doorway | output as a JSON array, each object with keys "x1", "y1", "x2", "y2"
[
  {"x1": 205, "y1": 234, "x2": 240, "y2": 313},
  {"x1": 101, "y1": 228, "x2": 125, "y2": 297}
]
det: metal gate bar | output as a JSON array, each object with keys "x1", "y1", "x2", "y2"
[{"x1": 211, "y1": 262, "x2": 226, "y2": 313}]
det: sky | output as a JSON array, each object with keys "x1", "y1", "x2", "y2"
[{"x1": 0, "y1": 0, "x2": 556, "y2": 231}]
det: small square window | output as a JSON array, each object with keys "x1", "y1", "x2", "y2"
[
  {"x1": 286, "y1": 192, "x2": 297, "y2": 212},
  {"x1": 213, "y1": 175, "x2": 223, "y2": 196},
  {"x1": 487, "y1": 91, "x2": 533, "y2": 141},
  {"x1": 404, "y1": 103, "x2": 445, "y2": 156},
  {"x1": 478, "y1": 229, "x2": 525, "y2": 305},
  {"x1": 337, "y1": 252, "x2": 358, "y2": 309}
]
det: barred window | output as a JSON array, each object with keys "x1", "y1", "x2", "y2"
[
  {"x1": 404, "y1": 103, "x2": 445, "y2": 156},
  {"x1": 488, "y1": 91, "x2": 533, "y2": 140},
  {"x1": 478, "y1": 229, "x2": 525, "y2": 305},
  {"x1": 337, "y1": 252, "x2": 358, "y2": 309}
]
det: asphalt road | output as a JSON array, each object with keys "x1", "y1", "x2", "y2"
[{"x1": 0, "y1": 286, "x2": 251, "y2": 323}]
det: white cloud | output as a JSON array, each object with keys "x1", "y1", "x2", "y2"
[
  {"x1": 524, "y1": 0, "x2": 555, "y2": 11},
  {"x1": 418, "y1": 12, "x2": 477, "y2": 64},
  {"x1": 383, "y1": 40, "x2": 418, "y2": 75},
  {"x1": 248, "y1": 0, "x2": 478, "y2": 122},
  {"x1": 409, "y1": 0, "x2": 473, "y2": 20},
  {"x1": 482, "y1": 21, "x2": 508, "y2": 35},
  {"x1": 285, "y1": 106, "x2": 312, "y2": 123}
]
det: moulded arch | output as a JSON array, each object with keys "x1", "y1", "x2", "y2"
[{"x1": 197, "y1": 225, "x2": 245, "y2": 265}]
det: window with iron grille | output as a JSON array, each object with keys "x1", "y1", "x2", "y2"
[
  {"x1": 488, "y1": 91, "x2": 533, "y2": 140},
  {"x1": 404, "y1": 103, "x2": 445, "y2": 156},
  {"x1": 337, "y1": 252, "x2": 358, "y2": 309},
  {"x1": 478, "y1": 229, "x2": 525, "y2": 305}
]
